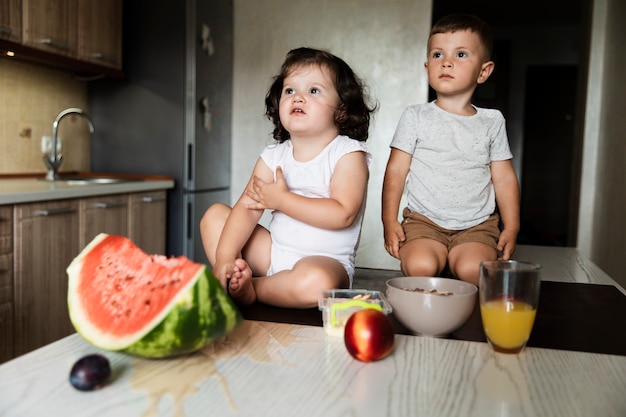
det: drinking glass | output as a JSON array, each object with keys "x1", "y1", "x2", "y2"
[{"x1": 479, "y1": 260, "x2": 541, "y2": 354}]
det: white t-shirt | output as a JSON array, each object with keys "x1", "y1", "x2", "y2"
[
  {"x1": 260, "y1": 135, "x2": 370, "y2": 282},
  {"x1": 390, "y1": 101, "x2": 513, "y2": 230}
]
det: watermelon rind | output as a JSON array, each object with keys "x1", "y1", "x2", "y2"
[
  {"x1": 121, "y1": 266, "x2": 241, "y2": 358},
  {"x1": 67, "y1": 233, "x2": 242, "y2": 358}
]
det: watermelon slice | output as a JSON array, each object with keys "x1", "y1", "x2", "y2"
[{"x1": 67, "y1": 233, "x2": 242, "y2": 358}]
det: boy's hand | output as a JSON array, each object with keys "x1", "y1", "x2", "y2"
[
  {"x1": 383, "y1": 221, "x2": 406, "y2": 259},
  {"x1": 246, "y1": 166, "x2": 288, "y2": 210},
  {"x1": 497, "y1": 229, "x2": 517, "y2": 260}
]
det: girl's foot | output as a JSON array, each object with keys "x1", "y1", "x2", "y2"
[{"x1": 227, "y1": 259, "x2": 256, "y2": 306}]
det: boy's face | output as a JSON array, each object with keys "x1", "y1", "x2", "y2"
[
  {"x1": 425, "y1": 29, "x2": 493, "y2": 98},
  {"x1": 278, "y1": 64, "x2": 340, "y2": 141}
]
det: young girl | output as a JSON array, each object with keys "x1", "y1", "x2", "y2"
[{"x1": 200, "y1": 47, "x2": 376, "y2": 308}]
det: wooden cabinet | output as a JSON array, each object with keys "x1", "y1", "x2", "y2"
[
  {"x1": 22, "y1": 0, "x2": 77, "y2": 58},
  {"x1": 2, "y1": 188, "x2": 168, "y2": 362},
  {"x1": 79, "y1": 194, "x2": 129, "y2": 249},
  {"x1": 0, "y1": 0, "x2": 122, "y2": 76},
  {"x1": 0, "y1": 0, "x2": 22, "y2": 43},
  {"x1": 0, "y1": 206, "x2": 14, "y2": 363},
  {"x1": 77, "y1": 0, "x2": 122, "y2": 68},
  {"x1": 13, "y1": 199, "x2": 79, "y2": 358},
  {"x1": 129, "y1": 190, "x2": 167, "y2": 255}
]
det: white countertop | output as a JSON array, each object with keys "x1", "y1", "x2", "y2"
[
  {"x1": 0, "y1": 320, "x2": 624, "y2": 417},
  {"x1": 0, "y1": 176, "x2": 175, "y2": 205},
  {"x1": 0, "y1": 246, "x2": 625, "y2": 416}
]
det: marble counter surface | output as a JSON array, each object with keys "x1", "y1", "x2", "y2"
[
  {"x1": 0, "y1": 246, "x2": 625, "y2": 416},
  {"x1": 0, "y1": 174, "x2": 174, "y2": 204},
  {"x1": 0, "y1": 319, "x2": 624, "y2": 417}
]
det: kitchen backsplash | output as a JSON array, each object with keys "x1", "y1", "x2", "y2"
[{"x1": 0, "y1": 59, "x2": 91, "y2": 174}]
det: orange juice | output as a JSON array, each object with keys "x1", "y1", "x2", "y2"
[{"x1": 480, "y1": 299, "x2": 536, "y2": 351}]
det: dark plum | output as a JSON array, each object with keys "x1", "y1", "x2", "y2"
[{"x1": 69, "y1": 354, "x2": 111, "y2": 391}]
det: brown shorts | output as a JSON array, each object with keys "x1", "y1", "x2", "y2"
[{"x1": 400, "y1": 208, "x2": 500, "y2": 251}]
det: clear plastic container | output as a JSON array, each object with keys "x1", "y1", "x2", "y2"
[{"x1": 318, "y1": 289, "x2": 392, "y2": 337}]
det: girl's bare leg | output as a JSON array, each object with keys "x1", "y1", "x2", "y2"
[
  {"x1": 398, "y1": 238, "x2": 448, "y2": 277},
  {"x1": 252, "y1": 256, "x2": 349, "y2": 309},
  {"x1": 199, "y1": 202, "x2": 271, "y2": 286},
  {"x1": 227, "y1": 259, "x2": 257, "y2": 305},
  {"x1": 200, "y1": 203, "x2": 231, "y2": 266}
]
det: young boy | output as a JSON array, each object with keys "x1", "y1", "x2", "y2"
[{"x1": 382, "y1": 14, "x2": 520, "y2": 285}]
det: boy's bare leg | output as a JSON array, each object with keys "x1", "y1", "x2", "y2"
[
  {"x1": 252, "y1": 256, "x2": 349, "y2": 309},
  {"x1": 398, "y1": 238, "x2": 448, "y2": 277},
  {"x1": 448, "y1": 242, "x2": 496, "y2": 286}
]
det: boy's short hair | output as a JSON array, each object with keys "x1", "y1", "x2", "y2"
[{"x1": 430, "y1": 14, "x2": 493, "y2": 61}]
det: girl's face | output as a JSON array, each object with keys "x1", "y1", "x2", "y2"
[
  {"x1": 425, "y1": 29, "x2": 492, "y2": 98},
  {"x1": 278, "y1": 64, "x2": 340, "y2": 141}
]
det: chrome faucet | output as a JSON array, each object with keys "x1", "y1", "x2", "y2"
[{"x1": 44, "y1": 108, "x2": 95, "y2": 181}]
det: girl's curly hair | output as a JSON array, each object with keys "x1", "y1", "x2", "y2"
[{"x1": 265, "y1": 47, "x2": 377, "y2": 143}]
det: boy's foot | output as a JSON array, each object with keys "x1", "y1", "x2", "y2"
[{"x1": 227, "y1": 259, "x2": 256, "y2": 306}]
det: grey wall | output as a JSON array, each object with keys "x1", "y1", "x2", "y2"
[
  {"x1": 578, "y1": 0, "x2": 626, "y2": 287},
  {"x1": 231, "y1": 0, "x2": 626, "y2": 286},
  {"x1": 232, "y1": 0, "x2": 432, "y2": 270}
]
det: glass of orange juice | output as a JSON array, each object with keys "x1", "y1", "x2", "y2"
[{"x1": 479, "y1": 260, "x2": 541, "y2": 354}]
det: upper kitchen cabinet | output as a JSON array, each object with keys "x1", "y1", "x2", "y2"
[
  {"x1": 77, "y1": 0, "x2": 122, "y2": 68},
  {"x1": 0, "y1": 0, "x2": 123, "y2": 77},
  {"x1": 22, "y1": 0, "x2": 77, "y2": 58},
  {"x1": 0, "y1": 0, "x2": 22, "y2": 43}
]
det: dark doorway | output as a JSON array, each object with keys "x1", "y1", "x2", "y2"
[
  {"x1": 430, "y1": 0, "x2": 588, "y2": 248},
  {"x1": 518, "y1": 65, "x2": 578, "y2": 246}
]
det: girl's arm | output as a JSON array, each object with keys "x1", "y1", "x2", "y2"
[
  {"x1": 246, "y1": 151, "x2": 369, "y2": 230},
  {"x1": 382, "y1": 148, "x2": 412, "y2": 258},
  {"x1": 491, "y1": 159, "x2": 520, "y2": 260},
  {"x1": 213, "y1": 158, "x2": 273, "y2": 272}
]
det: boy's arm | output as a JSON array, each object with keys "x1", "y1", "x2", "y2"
[
  {"x1": 491, "y1": 159, "x2": 520, "y2": 260},
  {"x1": 245, "y1": 151, "x2": 369, "y2": 230},
  {"x1": 382, "y1": 148, "x2": 412, "y2": 258}
]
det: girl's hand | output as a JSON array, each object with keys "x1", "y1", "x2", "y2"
[
  {"x1": 245, "y1": 166, "x2": 288, "y2": 210},
  {"x1": 383, "y1": 221, "x2": 406, "y2": 259}
]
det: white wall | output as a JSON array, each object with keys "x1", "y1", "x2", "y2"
[
  {"x1": 578, "y1": 0, "x2": 626, "y2": 287},
  {"x1": 232, "y1": 0, "x2": 432, "y2": 270}
]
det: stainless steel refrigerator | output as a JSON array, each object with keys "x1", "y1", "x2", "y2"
[{"x1": 88, "y1": 0, "x2": 232, "y2": 264}]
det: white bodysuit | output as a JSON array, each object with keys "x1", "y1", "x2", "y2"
[{"x1": 260, "y1": 135, "x2": 370, "y2": 285}]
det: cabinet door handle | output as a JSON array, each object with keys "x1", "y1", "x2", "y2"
[
  {"x1": 94, "y1": 201, "x2": 127, "y2": 209},
  {"x1": 141, "y1": 196, "x2": 166, "y2": 203},
  {"x1": 0, "y1": 26, "x2": 12, "y2": 35},
  {"x1": 35, "y1": 207, "x2": 76, "y2": 216},
  {"x1": 89, "y1": 52, "x2": 118, "y2": 64},
  {"x1": 37, "y1": 38, "x2": 70, "y2": 51}
]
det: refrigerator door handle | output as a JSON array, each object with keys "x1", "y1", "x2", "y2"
[
  {"x1": 187, "y1": 143, "x2": 193, "y2": 181},
  {"x1": 187, "y1": 201, "x2": 193, "y2": 240}
]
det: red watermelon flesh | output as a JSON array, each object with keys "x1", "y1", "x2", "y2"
[{"x1": 68, "y1": 233, "x2": 241, "y2": 357}]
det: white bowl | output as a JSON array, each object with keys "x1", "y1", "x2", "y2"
[{"x1": 386, "y1": 277, "x2": 477, "y2": 337}]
